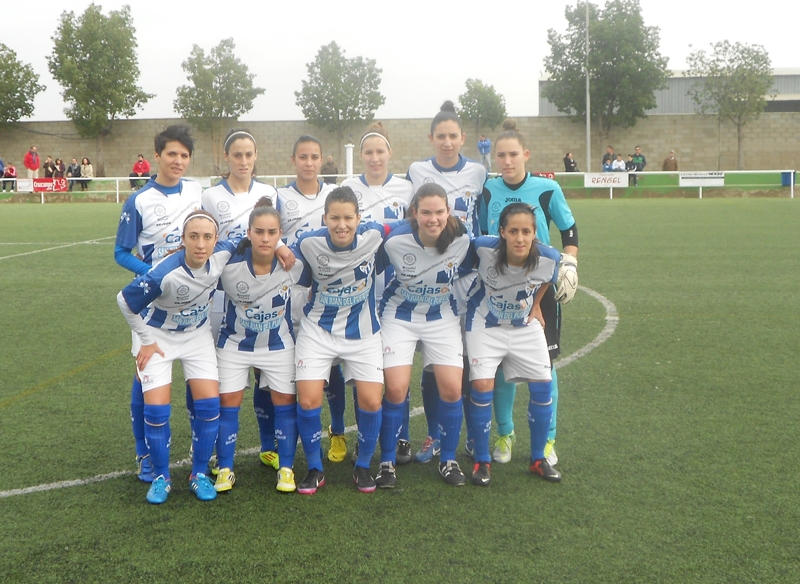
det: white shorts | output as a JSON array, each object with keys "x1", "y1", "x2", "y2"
[
  {"x1": 466, "y1": 323, "x2": 552, "y2": 384},
  {"x1": 216, "y1": 345, "x2": 296, "y2": 395},
  {"x1": 134, "y1": 326, "x2": 219, "y2": 392},
  {"x1": 294, "y1": 319, "x2": 383, "y2": 384},
  {"x1": 381, "y1": 317, "x2": 463, "y2": 370}
]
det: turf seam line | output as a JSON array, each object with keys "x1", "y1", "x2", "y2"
[
  {"x1": 0, "y1": 286, "x2": 616, "y2": 499},
  {"x1": 0, "y1": 236, "x2": 115, "y2": 261}
]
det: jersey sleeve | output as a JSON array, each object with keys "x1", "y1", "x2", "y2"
[
  {"x1": 120, "y1": 270, "x2": 164, "y2": 315},
  {"x1": 114, "y1": 244, "x2": 151, "y2": 276},
  {"x1": 291, "y1": 241, "x2": 313, "y2": 288},
  {"x1": 547, "y1": 184, "x2": 579, "y2": 248},
  {"x1": 115, "y1": 195, "x2": 143, "y2": 251}
]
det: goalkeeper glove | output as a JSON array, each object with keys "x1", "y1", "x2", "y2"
[{"x1": 554, "y1": 253, "x2": 578, "y2": 304}]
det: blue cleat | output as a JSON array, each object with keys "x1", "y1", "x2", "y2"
[
  {"x1": 136, "y1": 454, "x2": 155, "y2": 483},
  {"x1": 189, "y1": 473, "x2": 217, "y2": 501},
  {"x1": 413, "y1": 437, "x2": 441, "y2": 463},
  {"x1": 146, "y1": 475, "x2": 171, "y2": 504}
]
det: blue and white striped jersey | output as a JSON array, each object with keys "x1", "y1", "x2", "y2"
[
  {"x1": 378, "y1": 221, "x2": 473, "y2": 322},
  {"x1": 217, "y1": 249, "x2": 304, "y2": 352},
  {"x1": 202, "y1": 179, "x2": 279, "y2": 242},
  {"x1": 465, "y1": 237, "x2": 560, "y2": 331},
  {"x1": 120, "y1": 240, "x2": 237, "y2": 340},
  {"x1": 293, "y1": 222, "x2": 388, "y2": 340},
  {"x1": 116, "y1": 178, "x2": 203, "y2": 267},
  {"x1": 406, "y1": 155, "x2": 487, "y2": 238},
  {"x1": 277, "y1": 180, "x2": 337, "y2": 245},
  {"x1": 341, "y1": 174, "x2": 413, "y2": 224}
]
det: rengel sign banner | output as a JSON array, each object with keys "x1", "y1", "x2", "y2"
[{"x1": 584, "y1": 173, "x2": 627, "y2": 188}]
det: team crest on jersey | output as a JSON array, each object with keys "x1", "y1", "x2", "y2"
[
  {"x1": 387, "y1": 202, "x2": 403, "y2": 219},
  {"x1": 154, "y1": 205, "x2": 167, "y2": 217},
  {"x1": 217, "y1": 201, "x2": 230, "y2": 213},
  {"x1": 279, "y1": 285, "x2": 291, "y2": 302},
  {"x1": 358, "y1": 259, "x2": 374, "y2": 276},
  {"x1": 176, "y1": 285, "x2": 190, "y2": 297},
  {"x1": 317, "y1": 254, "x2": 330, "y2": 267},
  {"x1": 487, "y1": 267, "x2": 499, "y2": 279},
  {"x1": 138, "y1": 280, "x2": 151, "y2": 295},
  {"x1": 120, "y1": 211, "x2": 130, "y2": 224},
  {"x1": 353, "y1": 190, "x2": 363, "y2": 201},
  {"x1": 525, "y1": 284, "x2": 536, "y2": 297},
  {"x1": 285, "y1": 200, "x2": 299, "y2": 211},
  {"x1": 491, "y1": 202, "x2": 502, "y2": 213},
  {"x1": 403, "y1": 253, "x2": 416, "y2": 266},
  {"x1": 236, "y1": 281, "x2": 249, "y2": 294},
  {"x1": 443, "y1": 261, "x2": 458, "y2": 279},
  {"x1": 423, "y1": 177, "x2": 435, "y2": 184}
]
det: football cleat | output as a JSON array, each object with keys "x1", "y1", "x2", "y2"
[
  {"x1": 297, "y1": 469, "x2": 325, "y2": 495},
  {"x1": 136, "y1": 454, "x2": 155, "y2": 483},
  {"x1": 189, "y1": 473, "x2": 218, "y2": 501},
  {"x1": 259, "y1": 450, "x2": 280, "y2": 470},
  {"x1": 544, "y1": 439, "x2": 558, "y2": 466},
  {"x1": 530, "y1": 458, "x2": 562, "y2": 482},
  {"x1": 413, "y1": 437, "x2": 441, "y2": 463},
  {"x1": 374, "y1": 461, "x2": 397, "y2": 489},
  {"x1": 438, "y1": 460, "x2": 467, "y2": 487},
  {"x1": 353, "y1": 466, "x2": 376, "y2": 493},
  {"x1": 493, "y1": 431, "x2": 516, "y2": 464},
  {"x1": 471, "y1": 462, "x2": 492, "y2": 487},
  {"x1": 146, "y1": 475, "x2": 171, "y2": 504},
  {"x1": 214, "y1": 468, "x2": 235, "y2": 492},
  {"x1": 327, "y1": 426, "x2": 347, "y2": 463},
  {"x1": 396, "y1": 440, "x2": 412, "y2": 465},
  {"x1": 276, "y1": 467, "x2": 296, "y2": 493}
]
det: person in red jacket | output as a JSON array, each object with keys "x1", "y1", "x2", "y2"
[
  {"x1": 129, "y1": 154, "x2": 151, "y2": 190},
  {"x1": 24, "y1": 146, "x2": 40, "y2": 179}
]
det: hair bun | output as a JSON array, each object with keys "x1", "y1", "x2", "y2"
[
  {"x1": 255, "y1": 196, "x2": 273, "y2": 209},
  {"x1": 441, "y1": 100, "x2": 456, "y2": 113},
  {"x1": 502, "y1": 119, "x2": 517, "y2": 131},
  {"x1": 367, "y1": 121, "x2": 385, "y2": 131}
]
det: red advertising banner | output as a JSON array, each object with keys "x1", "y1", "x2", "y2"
[
  {"x1": 533, "y1": 172, "x2": 556, "y2": 180},
  {"x1": 33, "y1": 178, "x2": 68, "y2": 192}
]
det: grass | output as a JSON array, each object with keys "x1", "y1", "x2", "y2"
[{"x1": 1, "y1": 200, "x2": 799, "y2": 583}]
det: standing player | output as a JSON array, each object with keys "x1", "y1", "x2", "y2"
[
  {"x1": 202, "y1": 129, "x2": 282, "y2": 472},
  {"x1": 290, "y1": 186, "x2": 389, "y2": 494},
  {"x1": 215, "y1": 197, "x2": 303, "y2": 493},
  {"x1": 117, "y1": 210, "x2": 235, "y2": 503},
  {"x1": 376, "y1": 184, "x2": 473, "y2": 488},
  {"x1": 277, "y1": 136, "x2": 349, "y2": 465},
  {"x1": 480, "y1": 120, "x2": 579, "y2": 466},
  {"x1": 404, "y1": 101, "x2": 487, "y2": 463},
  {"x1": 465, "y1": 203, "x2": 562, "y2": 486},
  {"x1": 114, "y1": 125, "x2": 202, "y2": 483}
]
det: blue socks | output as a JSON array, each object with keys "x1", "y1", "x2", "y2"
[
  {"x1": 468, "y1": 389, "x2": 493, "y2": 463},
  {"x1": 437, "y1": 398, "x2": 463, "y2": 462},
  {"x1": 253, "y1": 387, "x2": 275, "y2": 453},
  {"x1": 527, "y1": 381, "x2": 553, "y2": 461},
  {"x1": 191, "y1": 397, "x2": 220, "y2": 476},
  {"x1": 216, "y1": 406, "x2": 240, "y2": 470},
  {"x1": 274, "y1": 403, "x2": 298, "y2": 469},
  {"x1": 185, "y1": 382, "x2": 195, "y2": 422},
  {"x1": 379, "y1": 399, "x2": 404, "y2": 463},
  {"x1": 143, "y1": 403, "x2": 171, "y2": 479},
  {"x1": 420, "y1": 369, "x2": 440, "y2": 440},
  {"x1": 356, "y1": 407, "x2": 381, "y2": 469},
  {"x1": 130, "y1": 376, "x2": 147, "y2": 457},
  {"x1": 326, "y1": 365, "x2": 346, "y2": 435},
  {"x1": 297, "y1": 405, "x2": 323, "y2": 471}
]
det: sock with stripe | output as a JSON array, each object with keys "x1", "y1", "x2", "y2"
[
  {"x1": 379, "y1": 399, "x2": 404, "y2": 463},
  {"x1": 274, "y1": 403, "x2": 298, "y2": 469},
  {"x1": 528, "y1": 381, "x2": 553, "y2": 461},
  {"x1": 356, "y1": 407, "x2": 382, "y2": 469},
  {"x1": 468, "y1": 388, "x2": 493, "y2": 463},
  {"x1": 437, "y1": 397, "x2": 463, "y2": 462},
  {"x1": 191, "y1": 397, "x2": 220, "y2": 476},
  {"x1": 215, "y1": 406, "x2": 240, "y2": 470},
  {"x1": 143, "y1": 403, "x2": 171, "y2": 480},
  {"x1": 297, "y1": 405, "x2": 323, "y2": 471}
]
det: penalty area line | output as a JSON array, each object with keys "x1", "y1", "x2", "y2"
[
  {"x1": 0, "y1": 286, "x2": 617, "y2": 499},
  {"x1": 0, "y1": 236, "x2": 115, "y2": 261}
]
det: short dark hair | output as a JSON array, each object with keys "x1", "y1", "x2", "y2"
[
  {"x1": 154, "y1": 125, "x2": 194, "y2": 156},
  {"x1": 324, "y1": 185, "x2": 359, "y2": 215}
]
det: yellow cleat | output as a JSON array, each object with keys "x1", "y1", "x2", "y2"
[
  {"x1": 276, "y1": 467, "x2": 296, "y2": 493},
  {"x1": 214, "y1": 468, "x2": 235, "y2": 492},
  {"x1": 259, "y1": 451, "x2": 280, "y2": 470},
  {"x1": 327, "y1": 426, "x2": 347, "y2": 463}
]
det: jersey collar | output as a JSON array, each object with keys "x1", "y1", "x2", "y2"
[{"x1": 431, "y1": 154, "x2": 467, "y2": 174}]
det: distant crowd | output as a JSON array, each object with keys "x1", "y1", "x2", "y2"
[{"x1": 562, "y1": 145, "x2": 680, "y2": 184}]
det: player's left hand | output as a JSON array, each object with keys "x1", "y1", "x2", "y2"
[
  {"x1": 526, "y1": 303, "x2": 545, "y2": 328},
  {"x1": 555, "y1": 253, "x2": 578, "y2": 304},
  {"x1": 275, "y1": 245, "x2": 296, "y2": 270}
]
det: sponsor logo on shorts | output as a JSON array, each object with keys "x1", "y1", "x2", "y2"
[
  {"x1": 296, "y1": 359, "x2": 305, "y2": 370},
  {"x1": 383, "y1": 346, "x2": 394, "y2": 356},
  {"x1": 471, "y1": 358, "x2": 479, "y2": 366},
  {"x1": 217, "y1": 201, "x2": 230, "y2": 213}
]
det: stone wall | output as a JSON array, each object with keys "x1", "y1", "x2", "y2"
[{"x1": 0, "y1": 113, "x2": 797, "y2": 178}]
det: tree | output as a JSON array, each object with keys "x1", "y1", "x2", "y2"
[
  {"x1": 687, "y1": 41, "x2": 774, "y2": 170},
  {"x1": 174, "y1": 38, "x2": 265, "y2": 174},
  {"x1": 543, "y1": 0, "x2": 669, "y2": 168},
  {"x1": 295, "y1": 42, "x2": 385, "y2": 161},
  {"x1": 0, "y1": 43, "x2": 45, "y2": 130},
  {"x1": 457, "y1": 79, "x2": 507, "y2": 151},
  {"x1": 48, "y1": 4, "x2": 152, "y2": 176}
]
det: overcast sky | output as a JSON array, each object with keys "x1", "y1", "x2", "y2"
[{"x1": 6, "y1": 0, "x2": 796, "y2": 123}]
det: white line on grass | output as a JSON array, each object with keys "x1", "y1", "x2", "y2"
[
  {"x1": 0, "y1": 287, "x2": 618, "y2": 499},
  {"x1": 0, "y1": 236, "x2": 115, "y2": 260},
  {"x1": 0, "y1": 242, "x2": 115, "y2": 245}
]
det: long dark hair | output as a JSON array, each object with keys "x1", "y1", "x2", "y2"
[
  {"x1": 237, "y1": 196, "x2": 279, "y2": 254},
  {"x1": 409, "y1": 183, "x2": 465, "y2": 254},
  {"x1": 495, "y1": 203, "x2": 539, "y2": 274}
]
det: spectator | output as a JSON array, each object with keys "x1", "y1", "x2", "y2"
[
  {"x1": 43, "y1": 156, "x2": 56, "y2": 178},
  {"x1": 662, "y1": 150, "x2": 678, "y2": 171},
  {"x1": 129, "y1": 154, "x2": 151, "y2": 190},
  {"x1": 24, "y1": 146, "x2": 40, "y2": 179},
  {"x1": 320, "y1": 155, "x2": 338, "y2": 185},
  {"x1": 602, "y1": 158, "x2": 613, "y2": 172},
  {"x1": 53, "y1": 158, "x2": 66, "y2": 178},
  {"x1": 626, "y1": 154, "x2": 638, "y2": 186},
  {"x1": 612, "y1": 153, "x2": 626, "y2": 172},
  {"x1": 632, "y1": 146, "x2": 647, "y2": 172},
  {"x1": 0, "y1": 156, "x2": 4, "y2": 185},
  {"x1": 602, "y1": 145, "x2": 614, "y2": 167},
  {"x1": 563, "y1": 152, "x2": 578, "y2": 172},
  {"x1": 478, "y1": 134, "x2": 492, "y2": 172},
  {"x1": 3, "y1": 162, "x2": 17, "y2": 192},
  {"x1": 80, "y1": 157, "x2": 93, "y2": 191},
  {"x1": 66, "y1": 158, "x2": 81, "y2": 191}
]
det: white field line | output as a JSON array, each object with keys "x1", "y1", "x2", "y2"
[
  {"x1": 0, "y1": 287, "x2": 617, "y2": 500},
  {"x1": 0, "y1": 236, "x2": 115, "y2": 260}
]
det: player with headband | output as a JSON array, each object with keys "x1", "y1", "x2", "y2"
[
  {"x1": 404, "y1": 101, "x2": 487, "y2": 464},
  {"x1": 114, "y1": 125, "x2": 202, "y2": 484},
  {"x1": 277, "y1": 135, "x2": 350, "y2": 467},
  {"x1": 117, "y1": 211, "x2": 238, "y2": 503},
  {"x1": 375, "y1": 183, "x2": 474, "y2": 488},
  {"x1": 465, "y1": 203, "x2": 562, "y2": 486},
  {"x1": 479, "y1": 119, "x2": 579, "y2": 467}
]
